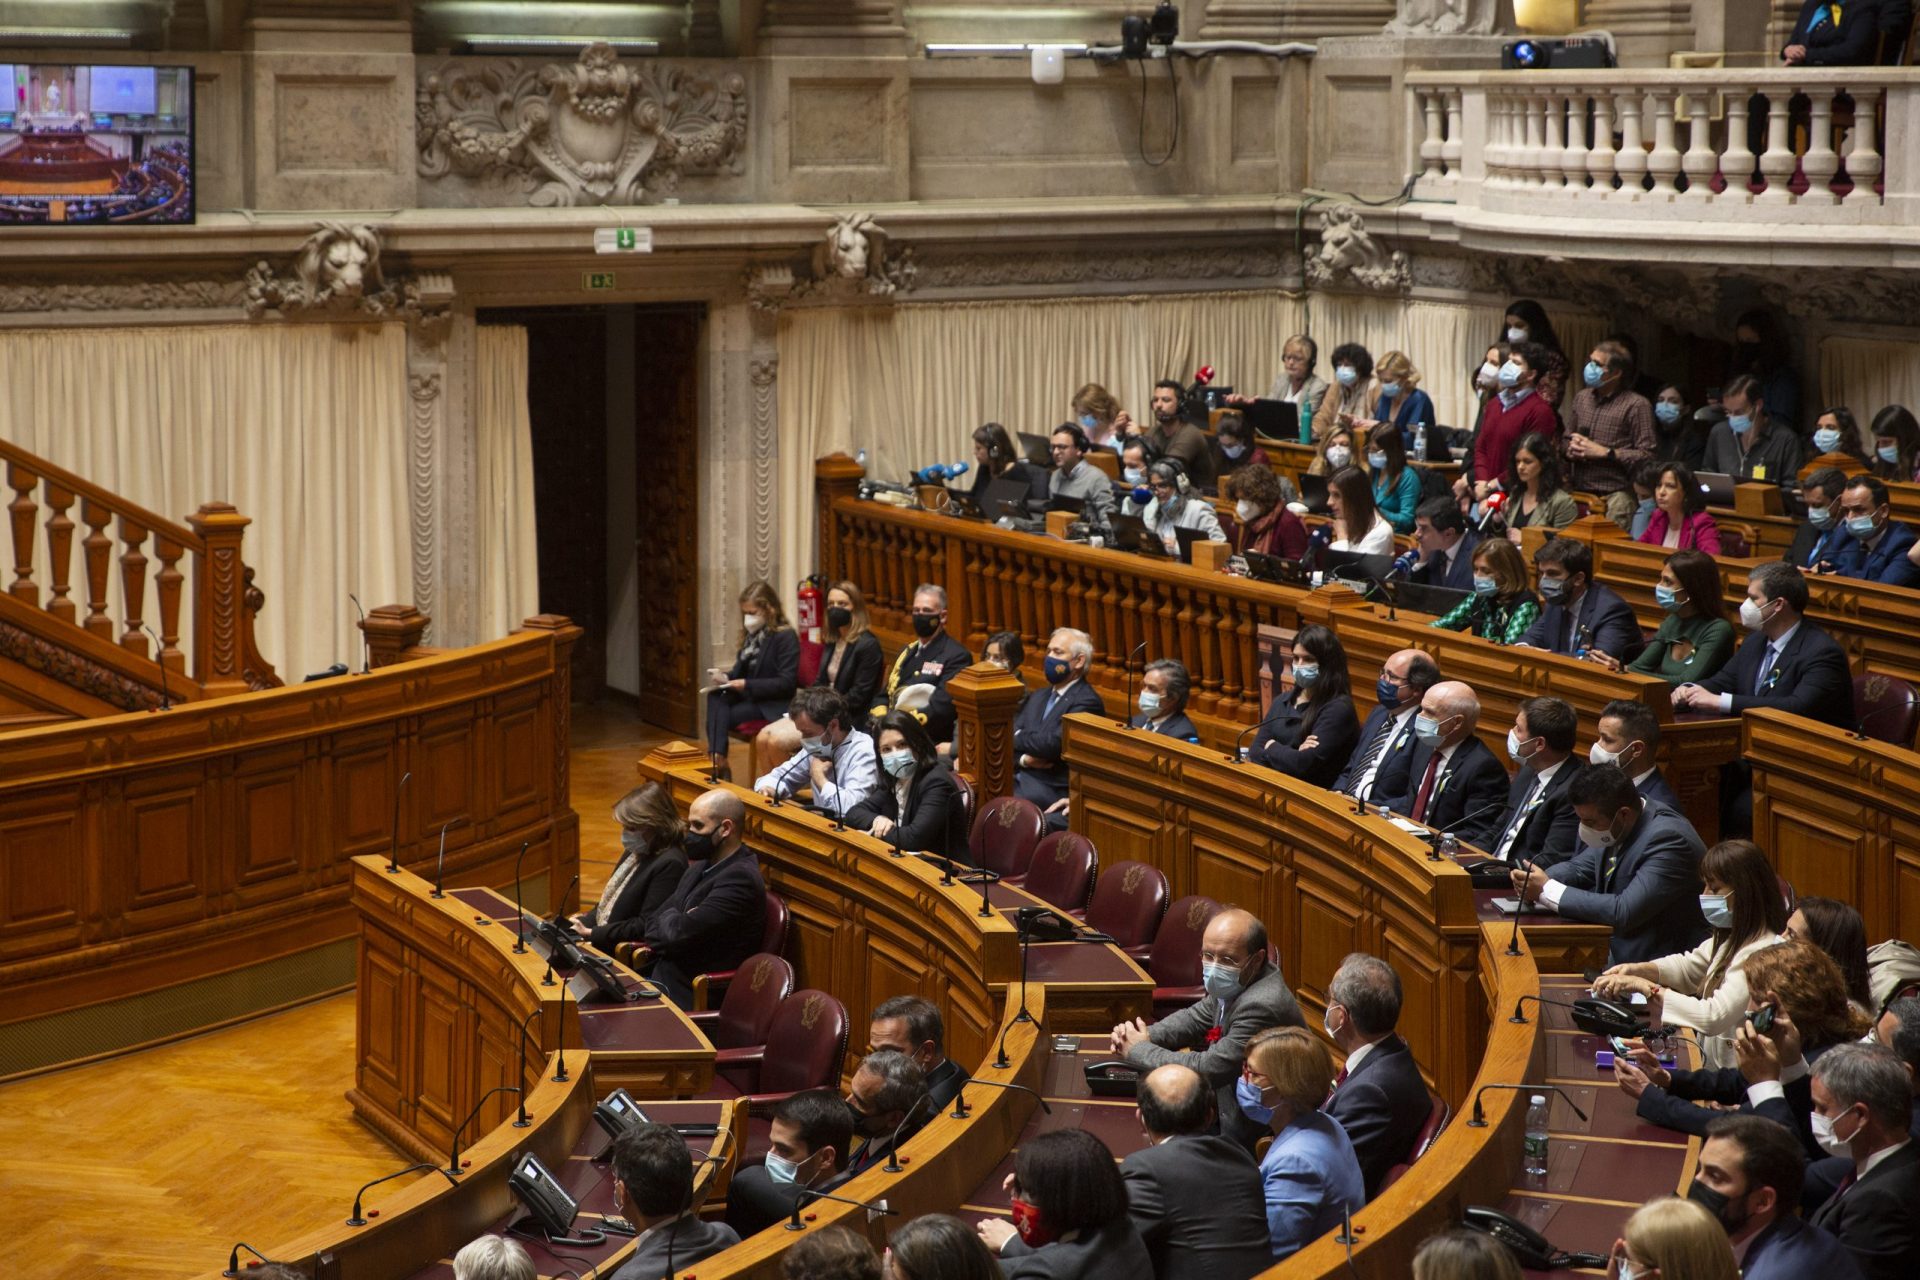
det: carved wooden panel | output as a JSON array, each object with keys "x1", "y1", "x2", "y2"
[
  {"x1": 413, "y1": 956, "x2": 470, "y2": 1146},
  {"x1": 232, "y1": 749, "x2": 305, "y2": 899},
  {"x1": 0, "y1": 800, "x2": 82, "y2": 946},
  {"x1": 358, "y1": 928, "x2": 408, "y2": 1115},
  {"x1": 492, "y1": 690, "x2": 544, "y2": 827},
  {"x1": 331, "y1": 736, "x2": 403, "y2": 862},
  {"x1": 633, "y1": 307, "x2": 703, "y2": 737},
  {"x1": 780, "y1": 891, "x2": 842, "y2": 995},
  {"x1": 121, "y1": 775, "x2": 207, "y2": 930}
]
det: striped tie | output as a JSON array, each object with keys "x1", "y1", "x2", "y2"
[{"x1": 1347, "y1": 718, "x2": 1395, "y2": 796}]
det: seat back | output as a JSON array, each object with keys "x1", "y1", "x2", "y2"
[
  {"x1": 758, "y1": 989, "x2": 850, "y2": 1096},
  {"x1": 1083, "y1": 860, "x2": 1170, "y2": 950},
  {"x1": 1377, "y1": 1091, "x2": 1451, "y2": 1193},
  {"x1": 951, "y1": 770, "x2": 977, "y2": 832},
  {"x1": 760, "y1": 891, "x2": 791, "y2": 956},
  {"x1": 712, "y1": 953, "x2": 795, "y2": 1051},
  {"x1": 1718, "y1": 522, "x2": 1756, "y2": 557},
  {"x1": 1853, "y1": 672, "x2": 1919, "y2": 746},
  {"x1": 1023, "y1": 831, "x2": 1098, "y2": 913},
  {"x1": 1149, "y1": 895, "x2": 1223, "y2": 988},
  {"x1": 970, "y1": 795, "x2": 1045, "y2": 880}
]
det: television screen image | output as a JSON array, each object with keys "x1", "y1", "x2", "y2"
[{"x1": 0, "y1": 64, "x2": 194, "y2": 225}]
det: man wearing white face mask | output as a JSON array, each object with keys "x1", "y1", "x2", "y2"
[
  {"x1": 723, "y1": 1089, "x2": 853, "y2": 1237},
  {"x1": 1593, "y1": 699, "x2": 1683, "y2": 811},
  {"x1": 1805, "y1": 1043, "x2": 1920, "y2": 1278},
  {"x1": 1511, "y1": 763, "x2": 1708, "y2": 966},
  {"x1": 1108, "y1": 908, "x2": 1304, "y2": 1153},
  {"x1": 1487, "y1": 697, "x2": 1581, "y2": 869}
]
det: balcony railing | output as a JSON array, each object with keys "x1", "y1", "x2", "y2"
[{"x1": 1407, "y1": 69, "x2": 1920, "y2": 225}]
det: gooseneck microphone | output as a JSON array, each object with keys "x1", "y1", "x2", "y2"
[
  {"x1": 386, "y1": 770, "x2": 412, "y2": 874},
  {"x1": 1505, "y1": 850, "x2": 1537, "y2": 957},
  {"x1": 553, "y1": 974, "x2": 571, "y2": 1082},
  {"x1": 1466, "y1": 1082, "x2": 1588, "y2": 1128},
  {"x1": 349, "y1": 592, "x2": 370, "y2": 674},
  {"x1": 1510, "y1": 993, "x2": 1646, "y2": 1037},
  {"x1": 1122, "y1": 639, "x2": 1149, "y2": 728},
  {"x1": 447, "y1": 1084, "x2": 523, "y2": 1175},
  {"x1": 949, "y1": 1075, "x2": 1053, "y2": 1120},
  {"x1": 786, "y1": 1188, "x2": 901, "y2": 1231},
  {"x1": 345, "y1": 1161, "x2": 457, "y2": 1226},
  {"x1": 223, "y1": 1244, "x2": 271, "y2": 1277},
  {"x1": 141, "y1": 624, "x2": 172, "y2": 711},
  {"x1": 515, "y1": 1006, "x2": 542, "y2": 1127},
  {"x1": 512, "y1": 839, "x2": 532, "y2": 953},
  {"x1": 1227, "y1": 721, "x2": 1261, "y2": 764},
  {"x1": 882, "y1": 1094, "x2": 936, "y2": 1172},
  {"x1": 432, "y1": 817, "x2": 464, "y2": 898},
  {"x1": 1431, "y1": 794, "x2": 1512, "y2": 862}
]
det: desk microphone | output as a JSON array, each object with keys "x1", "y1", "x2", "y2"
[
  {"x1": 1853, "y1": 695, "x2": 1918, "y2": 742},
  {"x1": 1504, "y1": 850, "x2": 1538, "y2": 957},
  {"x1": 140, "y1": 624, "x2": 172, "y2": 711},
  {"x1": 386, "y1": 770, "x2": 412, "y2": 874},
  {"x1": 949, "y1": 1075, "x2": 1052, "y2": 1120},
  {"x1": 345, "y1": 1161, "x2": 456, "y2": 1226},
  {"x1": 1465, "y1": 1082, "x2": 1587, "y2": 1128},
  {"x1": 553, "y1": 974, "x2": 572, "y2": 1082},
  {"x1": 1121, "y1": 639, "x2": 1149, "y2": 728},
  {"x1": 1226, "y1": 721, "x2": 1261, "y2": 764},
  {"x1": 786, "y1": 1188, "x2": 901, "y2": 1231},
  {"x1": 1510, "y1": 993, "x2": 1645, "y2": 1037},
  {"x1": 223, "y1": 1244, "x2": 272, "y2": 1277},
  {"x1": 447, "y1": 1084, "x2": 522, "y2": 1175},
  {"x1": 1433, "y1": 795, "x2": 1512, "y2": 862},
  {"x1": 551, "y1": 872, "x2": 580, "y2": 923},
  {"x1": 882, "y1": 1094, "x2": 936, "y2": 1172},
  {"x1": 432, "y1": 817, "x2": 465, "y2": 898},
  {"x1": 349, "y1": 592, "x2": 370, "y2": 673},
  {"x1": 512, "y1": 840, "x2": 532, "y2": 953},
  {"x1": 515, "y1": 1007, "x2": 542, "y2": 1126}
]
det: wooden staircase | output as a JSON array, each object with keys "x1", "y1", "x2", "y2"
[{"x1": 0, "y1": 436, "x2": 279, "y2": 725}]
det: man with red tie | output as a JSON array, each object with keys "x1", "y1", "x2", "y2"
[{"x1": 1379, "y1": 680, "x2": 1508, "y2": 849}]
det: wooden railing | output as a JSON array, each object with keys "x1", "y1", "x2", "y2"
[{"x1": 0, "y1": 434, "x2": 278, "y2": 710}]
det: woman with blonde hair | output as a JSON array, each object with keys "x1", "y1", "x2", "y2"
[
  {"x1": 753, "y1": 580, "x2": 884, "y2": 772},
  {"x1": 1413, "y1": 1228, "x2": 1522, "y2": 1280},
  {"x1": 1240, "y1": 1026, "x2": 1365, "y2": 1260},
  {"x1": 704, "y1": 579, "x2": 799, "y2": 779},
  {"x1": 1307, "y1": 424, "x2": 1356, "y2": 478},
  {"x1": 1609, "y1": 1197, "x2": 1737, "y2": 1280},
  {"x1": 1359, "y1": 350, "x2": 1438, "y2": 448},
  {"x1": 571, "y1": 781, "x2": 690, "y2": 948},
  {"x1": 1071, "y1": 382, "x2": 1126, "y2": 452}
]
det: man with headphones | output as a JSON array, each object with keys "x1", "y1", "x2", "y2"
[
  {"x1": 1121, "y1": 459, "x2": 1226, "y2": 556},
  {"x1": 1048, "y1": 422, "x2": 1115, "y2": 531},
  {"x1": 1145, "y1": 379, "x2": 1216, "y2": 487}
]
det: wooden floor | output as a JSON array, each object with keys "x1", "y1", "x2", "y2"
[{"x1": 0, "y1": 698, "x2": 680, "y2": 1280}]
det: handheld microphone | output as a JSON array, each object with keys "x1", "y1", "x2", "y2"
[
  {"x1": 950, "y1": 1075, "x2": 1053, "y2": 1119},
  {"x1": 1122, "y1": 639, "x2": 1149, "y2": 728},
  {"x1": 1476, "y1": 488, "x2": 1508, "y2": 533},
  {"x1": 386, "y1": 771, "x2": 412, "y2": 874},
  {"x1": 512, "y1": 840, "x2": 532, "y2": 952},
  {"x1": 913, "y1": 461, "x2": 971, "y2": 484},
  {"x1": 1510, "y1": 993, "x2": 1645, "y2": 1037},
  {"x1": 515, "y1": 1007, "x2": 542, "y2": 1126},
  {"x1": 432, "y1": 817, "x2": 464, "y2": 898},
  {"x1": 1194, "y1": 364, "x2": 1216, "y2": 386},
  {"x1": 882, "y1": 1093, "x2": 936, "y2": 1172},
  {"x1": 140, "y1": 624, "x2": 172, "y2": 711},
  {"x1": 223, "y1": 1244, "x2": 271, "y2": 1277},
  {"x1": 1389, "y1": 547, "x2": 1420, "y2": 580},
  {"x1": 345, "y1": 1161, "x2": 456, "y2": 1226},
  {"x1": 1466, "y1": 1081, "x2": 1588, "y2": 1128},
  {"x1": 786, "y1": 1188, "x2": 901, "y2": 1231},
  {"x1": 1227, "y1": 721, "x2": 1262, "y2": 764},
  {"x1": 349, "y1": 592, "x2": 370, "y2": 674},
  {"x1": 447, "y1": 1084, "x2": 522, "y2": 1175}
]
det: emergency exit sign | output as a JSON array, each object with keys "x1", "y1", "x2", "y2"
[
  {"x1": 584, "y1": 272, "x2": 617, "y2": 291},
  {"x1": 594, "y1": 227, "x2": 652, "y2": 254}
]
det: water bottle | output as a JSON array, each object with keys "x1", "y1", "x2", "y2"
[
  {"x1": 1414, "y1": 422, "x2": 1427, "y2": 460},
  {"x1": 1299, "y1": 398, "x2": 1314, "y2": 444},
  {"x1": 1523, "y1": 1094, "x2": 1551, "y2": 1179}
]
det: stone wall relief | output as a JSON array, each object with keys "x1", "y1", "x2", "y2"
[
  {"x1": 1386, "y1": 0, "x2": 1499, "y2": 35},
  {"x1": 1303, "y1": 204, "x2": 1412, "y2": 293}
]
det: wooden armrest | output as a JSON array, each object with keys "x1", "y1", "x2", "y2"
[
  {"x1": 687, "y1": 1009, "x2": 720, "y2": 1027},
  {"x1": 714, "y1": 1045, "x2": 766, "y2": 1068},
  {"x1": 743, "y1": 1089, "x2": 802, "y2": 1117},
  {"x1": 1123, "y1": 944, "x2": 1153, "y2": 964}
]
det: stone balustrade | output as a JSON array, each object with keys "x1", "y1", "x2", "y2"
[{"x1": 1408, "y1": 69, "x2": 1920, "y2": 225}]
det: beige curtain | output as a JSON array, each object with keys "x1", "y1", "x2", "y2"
[
  {"x1": 475, "y1": 325, "x2": 541, "y2": 640},
  {"x1": 1818, "y1": 335, "x2": 1920, "y2": 448},
  {"x1": 0, "y1": 322, "x2": 411, "y2": 683}
]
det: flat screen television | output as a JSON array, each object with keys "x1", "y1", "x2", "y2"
[{"x1": 0, "y1": 64, "x2": 194, "y2": 225}]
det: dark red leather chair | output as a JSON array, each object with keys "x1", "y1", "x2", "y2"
[
  {"x1": 1077, "y1": 860, "x2": 1170, "y2": 953},
  {"x1": 686, "y1": 952, "x2": 793, "y2": 1051},
  {"x1": 1377, "y1": 1091, "x2": 1451, "y2": 1193},
  {"x1": 1022, "y1": 831, "x2": 1097, "y2": 913},
  {"x1": 1853, "y1": 672, "x2": 1919, "y2": 746},
  {"x1": 691, "y1": 891, "x2": 790, "y2": 1010},
  {"x1": 706, "y1": 987, "x2": 849, "y2": 1107},
  {"x1": 1149, "y1": 895, "x2": 1223, "y2": 1019},
  {"x1": 951, "y1": 769, "x2": 977, "y2": 832},
  {"x1": 1777, "y1": 874, "x2": 1797, "y2": 915},
  {"x1": 970, "y1": 795, "x2": 1044, "y2": 881}
]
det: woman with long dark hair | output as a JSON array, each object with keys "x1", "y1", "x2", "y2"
[
  {"x1": 1501, "y1": 299, "x2": 1569, "y2": 408},
  {"x1": 1615, "y1": 550, "x2": 1735, "y2": 685},
  {"x1": 1503, "y1": 431, "x2": 1577, "y2": 536},
  {"x1": 572, "y1": 782, "x2": 690, "y2": 950},
  {"x1": 846, "y1": 710, "x2": 969, "y2": 862},
  {"x1": 974, "y1": 1129, "x2": 1152, "y2": 1279},
  {"x1": 1326, "y1": 465, "x2": 1394, "y2": 554},
  {"x1": 1637, "y1": 462, "x2": 1722, "y2": 553},
  {"x1": 1249, "y1": 623, "x2": 1359, "y2": 787},
  {"x1": 1786, "y1": 896, "x2": 1874, "y2": 1015}
]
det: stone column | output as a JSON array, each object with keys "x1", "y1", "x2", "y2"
[
  {"x1": 406, "y1": 275, "x2": 454, "y2": 642},
  {"x1": 436, "y1": 308, "x2": 482, "y2": 650},
  {"x1": 701, "y1": 299, "x2": 769, "y2": 679},
  {"x1": 948, "y1": 665, "x2": 1027, "y2": 801}
]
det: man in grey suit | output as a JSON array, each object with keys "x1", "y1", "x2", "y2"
[
  {"x1": 1109, "y1": 908, "x2": 1304, "y2": 1151},
  {"x1": 1510, "y1": 763, "x2": 1709, "y2": 966},
  {"x1": 609, "y1": 1124, "x2": 740, "y2": 1280},
  {"x1": 1122, "y1": 1064, "x2": 1272, "y2": 1280}
]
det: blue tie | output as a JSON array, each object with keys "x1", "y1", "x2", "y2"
[{"x1": 1754, "y1": 643, "x2": 1779, "y2": 696}]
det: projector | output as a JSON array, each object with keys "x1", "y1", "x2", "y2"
[{"x1": 1500, "y1": 37, "x2": 1614, "y2": 70}]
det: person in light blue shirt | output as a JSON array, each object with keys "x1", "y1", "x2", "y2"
[
  {"x1": 753, "y1": 686, "x2": 879, "y2": 814},
  {"x1": 1239, "y1": 1026, "x2": 1366, "y2": 1260}
]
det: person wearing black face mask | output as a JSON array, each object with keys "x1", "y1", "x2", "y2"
[
  {"x1": 570, "y1": 782, "x2": 690, "y2": 950},
  {"x1": 1690, "y1": 1114, "x2": 1860, "y2": 1278},
  {"x1": 755, "y1": 580, "x2": 886, "y2": 773},
  {"x1": 873, "y1": 583, "x2": 972, "y2": 743},
  {"x1": 840, "y1": 1050, "x2": 928, "y2": 1177},
  {"x1": 1332, "y1": 648, "x2": 1440, "y2": 802},
  {"x1": 626, "y1": 789, "x2": 766, "y2": 1009}
]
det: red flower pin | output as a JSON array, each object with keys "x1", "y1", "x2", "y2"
[{"x1": 1205, "y1": 1027, "x2": 1223, "y2": 1046}]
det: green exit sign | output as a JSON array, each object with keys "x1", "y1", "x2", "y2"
[{"x1": 584, "y1": 272, "x2": 617, "y2": 291}]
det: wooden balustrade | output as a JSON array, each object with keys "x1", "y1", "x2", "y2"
[{"x1": 0, "y1": 435, "x2": 279, "y2": 710}]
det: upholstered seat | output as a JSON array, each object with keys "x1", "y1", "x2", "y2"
[
  {"x1": 686, "y1": 952, "x2": 794, "y2": 1053},
  {"x1": 1022, "y1": 831, "x2": 1097, "y2": 914},
  {"x1": 702, "y1": 987, "x2": 849, "y2": 1112},
  {"x1": 1376, "y1": 1090, "x2": 1451, "y2": 1193},
  {"x1": 1853, "y1": 671, "x2": 1919, "y2": 747},
  {"x1": 1148, "y1": 894, "x2": 1223, "y2": 1019},
  {"x1": 969, "y1": 795, "x2": 1044, "y2": 881},
  {"x1": 1078, "y1": 860, "x2": 1169, "y2": 952}
]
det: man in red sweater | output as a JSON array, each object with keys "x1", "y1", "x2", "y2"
[{"x1": 1464, "y1": 341, "x2": 1561, "y2": 503}]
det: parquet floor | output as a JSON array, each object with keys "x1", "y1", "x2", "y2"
[{"x1": 0, "y1": 699, "x2": 677, "y2": 1280}]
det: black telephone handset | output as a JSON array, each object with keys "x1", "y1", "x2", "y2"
[
  {"x1": 508, "y1": 1152, "x2": 580, "y2": 1237},
  {"x1": 1462, "y1": 1205, "x2": 1609, "y2": 1272},
  {"x1": 1083, "y1": 1060, "x2": 1142, "y2": 1098}
]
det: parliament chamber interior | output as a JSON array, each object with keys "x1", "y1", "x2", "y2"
[{"x1": 5, "y1": 3, "x2": 1920, "y2": 1280}]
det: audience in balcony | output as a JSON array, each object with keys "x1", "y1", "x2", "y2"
[
  {"x1": 1517, "y1": 538, "x2": 1640, "y2": 661},
  {"x1": 1269, "y1": 333, "x2": 1329, "y2": 427},
  {"x1": 1212, "y1": 411, "x2": 1271, "y2": 481},
  {"x1": 1430, "y1": 538, "x2": 1541, "y2": 646},
  {"x1": 1821, "y1": 475, "x2": 1920, "y2": 587},
  {"x1": 1464, "y1": 342, "x2": 1560, "y2": 505},
  {"x1": 1502, "y1": 431, "x2": 1578, "y2": 538},
  {"x1": 1238, "y1": 1026, "x2": 1366, "y2": 1261},
  {"x1": 1358, "y1": 350, "x2": 1437, "y2": 447},
  {"x1": 1783, "y1": 0, "x2": 1893, "y2": 65},
  {"x1": 1729, "y1": 309, "x2": 1803, "y2": 432},
  {"x1": 1071, "y1": 382, "x2": 1127, "y2": 452},
  {"x1": 1640, "y1": 462, "x2": 1723, "y2": 553},
  {"x1": 1809, "y1": 406, "x2": 1870, "y2": 469},
  {"x1": 1652, "y1": 384, "x2": 1709, "y2": 472},
  {"x1": 1627, "y1": 458, "x2": 1664, "y2": 539},
  {"x1": 1133, "y1": 658, "x2": 1200, "y2": 741},
  {"x1": 1144, "y1": 380, "x2": 1215, "y2": 486},
  {"x1": 1615, "y1": 550, "x2": 1737, "y2": 687},
  {"x1": 1319, "y1": 343, "x2": 1382, "y2": 441},
  {"x1": 1500, "y1": 300, "x2": 1569, "y2": 409},
  {"x1": 1703, "y1": 375, "x2": 1804, "y2": 485},
  {"x1": 1325, "y1": 465, "x2": 1396, "y2": 554},
  {"x1": 1224, "y1": 465, "x2": 1309, "y2": 562},
  {"x1": 1307, "y1": 424, "x2": 1354, "y2": 477},
  {"x1": 1048, "y1": 424, "x2": 1117, "y2": 531},
  {"x1": 1366, "y1": 424, "x2": 1423, "y2": 534},
  {"x1": 969, "y1": 422, "x2": 1038, "y2": 503},
  {"x1": 1123, "y1": 460, "x2": 1225, "y2": 554},
  {"x1": 1119, "y1": 437, "x2": 1151, "y2": 488},
  {"x1": 1249, "y1": 624, "x2": 1359, "y2": 787},
  {"x1": 1867, "y1": 404, "x2": 1920, "y2": 482},
  {"x1": 1565, "y1": 340, "x2": 1658, "y2": 528}
]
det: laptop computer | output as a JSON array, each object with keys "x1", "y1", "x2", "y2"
[
  {"x1": 1298, "y1": 473, "x2": 1331, "y2": 515},
  {"x1": 1696, "y1": 471, "x2": 1738, "y2": 507},
  {"x1": 1046, "y1": 493, "x2": 1086, "y2": 515},
  {"x1": 982, "y1": 475, "x2": 1035, "y2": 521},
  {"x1": 1174, "y1": 527, "x2": 1214, "y2": 565},
  {"x1": 942, "y1": 487, "x2": 987, "y2": 519},
  {"x1": 1244, "y1": 552, "x2": 1310, "y2": 585},
  {"x1": 1320, "y1": 548, "x2": 1395, "y2": 586},
  {"x1": 1109, "y1": 513, "x2": 1169, "y2": 556},
  {"x1": 1241, "y1": 399, "x2": 1299, "y2": 443},
  {"x1": 1392, "y1": 581, "x2": 1472, "y2": 617},
  {"x1": 1017, "y1": 432, "x2": 1057, "y2": 468}
]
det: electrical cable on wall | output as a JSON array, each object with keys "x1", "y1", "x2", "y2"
[{"x1": 1136, "y1": 52, "x2": 1180, "y2": 167}]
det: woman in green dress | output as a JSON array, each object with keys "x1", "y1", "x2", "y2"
[
  {"x1": 1430, "y1": 537, "x2": 1540, "y2": 645},
  {"x1": 1604, "y1": 549, "x2": 1735, "y2": 685}
]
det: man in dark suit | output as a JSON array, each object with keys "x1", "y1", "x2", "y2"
[
  {"x1": 1691, "y1": 1114, "x2": 1861, "y2": 1280},
  {"x1": 609, "y1": 1124, "x2": 741, "y2": 1280},
  {"x1": 1110, "y1": 908, "x2": 1304, "y2": 1151},
  {"x1": 1512, "y1": 764, "x2": 1708, "y2": 966},
  {"x1": 1131, "y1": 657, "x2": 1199, "y2": 741},
  {"x1": 1409, "y1": 495, "x2": 1481, "y2": 591},
  {"x1": 1121, "y1": 1064, "x2": 1271, "y2": 1280},
  {"x1": 1379, "y1": 680, "x2": 1510, "y2": 848},
  {"x1": 874, "y1": 583, "x2": 973, "y2": 741},
  {"x1": 1807, "y1": 1043, "x2": 1920, "y2": 1279},
  {"x1": 1486, "y1": 696, "x2": 1581, "y2": 868},
  {"x1": 869, "y1": 995, "x2": 970, "y2": 1114},
  {"x1": 1824, "y1": 475, "x2": 1920, "y2": 587},
  {"x1": 1785, "y1": 467, "x2": 1852, "y2": 572},
  {"x1": 1333, "y1": 648, "x2": 1442, "y2": 802},
  {"x1": 841, "y1": 1049, "x2": 930, "y2": 1177},
  {"x1": 1517, "y1": 539, "x2": 1642, "y2": 661},
  {"x1": 723, "y1": 1089, "x2": 852, "y2": 1238},
  {"x1": 1323, "y1": 953, "x2": 1434, "y2": 1198},
  {"x1": 1594, "y1": 698, "x2": 1682, "y2": 810},
  {"x1": 634, "y1": 789, "x2": 767, "y2": 1008},
  {"x1": 1012, "y1": 626, "x2": 1106, "y2": 823}
]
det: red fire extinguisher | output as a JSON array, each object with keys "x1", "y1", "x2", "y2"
[{"x1": 795, "y1": 575, "x2": 825, "y2": 683}]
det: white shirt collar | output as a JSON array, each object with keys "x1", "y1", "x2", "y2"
[
  {"x1": 1343, "y1": 1039, "x2": 1379, "y2": 1075},
  {"x1": 1859, "y1": 1137, "x2": 1911, "y2": 1180},
  {"x1": 1769, "y1": 619, "x2": 1802, "y2": 652},
  {"x1": 1533, "y1": 755, "x2": 1570, "y2": 783},
  {"x1": 1631, "y1": 765, "x2": 1658, "y2": 788}
]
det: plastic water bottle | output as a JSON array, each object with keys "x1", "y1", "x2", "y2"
[
  {"x1": 1523, "y1": 1094, "x2": 1551, "y2": 1179},
  {"x1": 1414, "y1": 422, "x2": 1428, "y2": 459},
  {"x1": 1299, "y1": 399, "x2": 1314, "y2": 444}
]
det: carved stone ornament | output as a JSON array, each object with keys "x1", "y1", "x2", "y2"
[
  {"x1": 1304, "y1": 204, "x2": 1411, "y2": 293},
  {"x1": 909, "y1": 244, "x2": 1289, "y2": 291},
  {"x1": 1386, "y1": 0, "x2": 1497, "y2": 35},
  {"x1": 415, "y1": 43, "x2": 748, "y2": 207},
  {"x1": 244, "y1": 223, "x2": 420, "y2": 320},
  {"x1": 808, "y1": 213, "x2": 916, "y2": 298},
  {"x1": 0, "y1": 277, "x2": 244, "y2": 313}
]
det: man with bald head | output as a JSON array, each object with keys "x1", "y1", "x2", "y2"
[
  {"x1": 1121, "y1": 1063, "x2": 1272, "y2": 1280},
  {"x1": 1110, "y1": 908, "x2": 1303, "y2": 1152},
  {"x1": 1378, "y1": 679, "x2": 1509, "y2": 848},
  {"x1": 1333, "y1": 647, "x2": 1442, "y2": 803},
  {"x1": 628, "y1": 788, "x2": 766, "y2": 1008}
]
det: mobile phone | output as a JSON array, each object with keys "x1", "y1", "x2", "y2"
[
  {"x1": 1610, "y1": 1036, "x2": 1635, "y2": 1058},
  {"x1": 1748, "y1": 1004, "x2": 1777, "y2": 1034}
]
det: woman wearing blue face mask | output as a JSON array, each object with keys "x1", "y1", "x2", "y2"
[
  {"x1": 1867, "y1": 403, "x2": 1920, "y2": 483},
  {"x1": 1806, "y1": 405, "x2": 1868, "y2": 470},
  {"x1": 1430, "y1": 538, "x2": 1540, "y2": 644},
  {"x1": 1320, "y1": 342, "x2": 1380, "y2": 440},
  {"x1": 1211, "y1": 410, "x2": 1271, "y2": 478},
  {"x1": 1591, "y1": 840, "x2": 1788, "y2": 1068},
  {"x1": 1499, "y1": 299, "x2": 1569, "y2": 409},
  {"x1": 1249, "y1": 624, "x2": 1359, "y2": 787},
  {"x1": 1624, "y1": 550, "x2": 1735, "y2": 687},
  {"x1": 1239, "y1": 1027, "x2": 1365, "y2": 1261},
  {"x1": 572, "y1": 782, "x2": 691, "y2": 949},
  {"x1": 1071, "y1": 382, "x2": 1126, "y2": 452},
  {"x1": 1650, "y1": 385, "x2": 1708, "y2": 472},
  {"x1": 1364, "y1": 423, "x2": 1423, "y2": 534},
  {"x1": 845, "y1": 710, "x2": 969, "y2": 862},
  {"x1": 1356, "y1": 350, "x2": 1436, "y2": 450}
]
